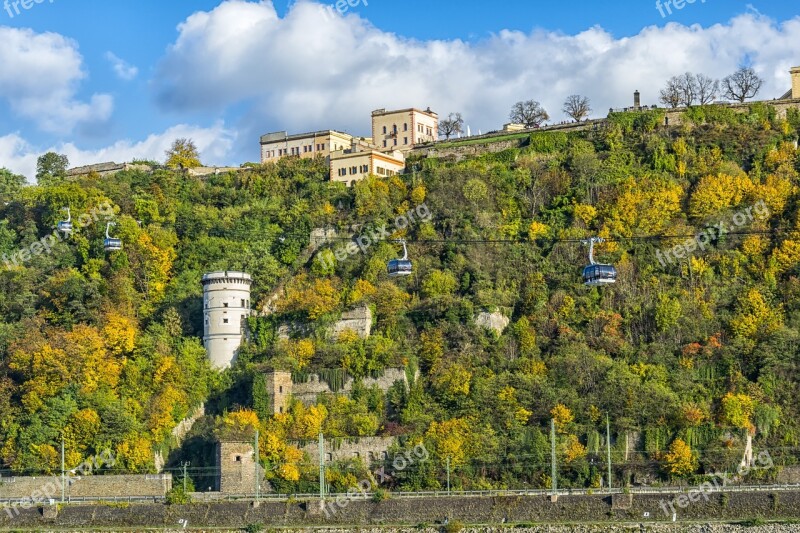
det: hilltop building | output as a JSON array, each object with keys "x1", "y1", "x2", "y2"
[
  {"x1": 330, "y1": 141, "x2": 406, "y2": 186},
  {"x1": 782, "y1": 66, "x2": 800, "y2": 100},
  {"x1": 259, "y1": 130, "x2": 355, "y2": 163},
  {"x1": 371, "y1": 107, "x2": 438, "y2": 151},
  {"x1": 202, "y1": 271, "x2": 252, "y2": 369},
  {"x1": 258, "y1": 106, "x2": 437, "y2": 184}
]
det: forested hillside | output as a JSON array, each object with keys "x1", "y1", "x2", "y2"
[{"x1": 2, "y1": 103, "x2": 800, "y2": 492}]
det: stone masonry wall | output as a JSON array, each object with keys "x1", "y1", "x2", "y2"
[
  {"x1": 0, "y1": 474, "x2": 171, "y2": 499},
  {"x1": 291, "y1": 368, "x2": 409, "y2": 406},
  {"x1": 296, "y1": 436, "x2": 396, "y2": 464},
  {"x1": 66, "y1": 162, "x2": 152, "y2": 178},
  {"x1": 216, "y1": 441, "x2": 269, "y2": 495},
  {"x1": 5, "y1": 491, "x2": 800, "y2": 529}
]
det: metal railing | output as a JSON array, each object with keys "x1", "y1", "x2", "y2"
[{"x1": 3, "y1": 483, "x2": 800, "y2": 506}]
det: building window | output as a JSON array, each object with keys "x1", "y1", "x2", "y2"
[
  {"x1": 223, "y1": 318, "x2": 229, "y2": 324},
  {"x1": 382, "y1": 126, "x2": 387, "y2": 134},
  {"x1": 382, "y1": 140, "x2": 387, "y2": 148},
  {"x1": 235, "y1": 455, "x2": 242, "y2": 462},
  {"x1": 279, "y1": 386, "x2": 283, "y2": 393},
  {"x1": 404, "y1": 137, "x2": 408, "y2": 145},
  {"x1": 279, "y1": 406, "x2": 283, "y2": 413},
  {"x1": 223, "y1": 302, "x2": 228, "y2": 308},
  {"x1": 404, "y1": 123, "x2": 408, "y2": 131},
  {"x1": 327, "y1": 453, "x2": 333, "y2": 461},
  {"x1": 393, "y1": 139, "x2": 398, "y2": 146},
  {"x1": 393, "y1": 124, "x2": 397, "y2": 134},
  {"x1": 241, "y1": 299, "x2": 245, "y2": 307}
]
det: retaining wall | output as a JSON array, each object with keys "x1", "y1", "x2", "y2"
[
  {"x1": 2, "y1": 490, "x2": 800, "y2": 529},
  {"x1": 0, "y1": 474, "x2": 171, "y2": 500}
]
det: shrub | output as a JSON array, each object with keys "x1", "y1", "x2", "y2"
[
  {"x1": 372, "y1": 487, "x2": 390, "y2": 502},
  {"x1": 165, "y1": 485, "x2": 192, "y2": 505},
  {"x1": 443, "y1": 520, "x2": 465, "y2": 533},
  {"x1": 529, "y1": 131, "x2": 569, "y2": 153}
]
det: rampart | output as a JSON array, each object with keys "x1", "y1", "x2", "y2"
[
  {"x1": 3, "y1": 491, "x2": 800, "y2": 529},
  {"x1": 0, "y1": 473, "x2": 171, "y2": 500}
]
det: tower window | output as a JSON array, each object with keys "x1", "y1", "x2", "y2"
[
  {"x1": 279, "y1": 386, "x2": 283, "y2": 393},
  {"x1": 223, "y1": 302, "x2": 228, "y2": 308},
  {"x1": 223, "y1": 319, "x2": 229, "y2": 324}
]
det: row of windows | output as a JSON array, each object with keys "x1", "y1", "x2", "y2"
[
  {"x1": 375, "y1": 166, "x2": 397, "y2": 176},
  {"x1": 264, "y1": 142, "x2": 336, "y2": 159},
  {"x1": 380, "y1": 123, "x2": 434, "y2": 137},
  {"x1": 382, "y1": 137, "x2": 409, "y2": 148},
  {"x1": 203, "y1": 298, "x2": 250, "y2": 309},
  {"x1": 382, "y1": 123, "x2": 408, "y2": 134},
  {"x1": 337, "y1": 164, "x2": 370, "y2": 176},
  {"x1": 204, "y1": 314, "x2": 247, "y2": 326}
]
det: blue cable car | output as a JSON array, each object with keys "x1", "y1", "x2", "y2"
[
  {"x1": 57, "y1": 207, "x2": 72, "y2": 234},
  {"x1": 582, "y1": 237, "x2": 617, "y2": 286},
  {"x1": 387, "y1": 239, "x2": 412, "y2": 277},
  {"x1": 104, "y1": 222, "x2": 122, "y2": 252}
]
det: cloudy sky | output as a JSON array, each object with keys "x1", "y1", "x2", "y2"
[{"x1": 1, "y1": 0, "x2": 799, "y2": 180}]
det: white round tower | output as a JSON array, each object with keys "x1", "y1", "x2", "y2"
[{"x1": 202, "y1": 271, "x2": 253, "y2": 369}]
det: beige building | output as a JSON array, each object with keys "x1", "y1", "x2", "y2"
[
  {"x1": 330, "y1": 145, "x2": 405, "y2": 186},
  {"x1": 792, "y1": 66, "x2": 800, "y2": 99},
  {"x1": 371, "y1": 107, "x2": 438, "y2": 151},
  {"x1": 260, "y1": 130, "x2": 354, "y2": 163}
]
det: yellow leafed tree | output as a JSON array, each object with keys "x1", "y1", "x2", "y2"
[
  {"x1": 664, "y1": 438, "x2": 697, "y2": 477},
  {"x1": 688, "y1": 173, "x2": 753, "y2": 219},
  {"x1": 551, "y1": 404, "x2": 574, "y2": 433},
  {"x1": 425, "y1": 418, "x2": 473, "y2": 467}
]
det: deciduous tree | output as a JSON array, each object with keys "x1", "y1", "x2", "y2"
[
  {"x1": 562, "y1": 95, "x2": 591, "y2": 122},
  {"x1": 510, "y1": 100, "x2": 549, "y2": 128},
  {"x1": 438, "y1": 112, "x2": 464, "y2": 140},
  {"x1": 722, "y1": 67, "x2": 763, "y2": 103}
]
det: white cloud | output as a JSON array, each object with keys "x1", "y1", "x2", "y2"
[
  {"x1": 0, "y1": 26, "x2": 114, "y2": 134},
  {"x1": 105, "y1": 52, "x2": 139, "y2": 81},
  {"x1": 153, "y1": 1, "x2": 800, "y2": 135},
  {"x1": 0, "y1": 122, "x2": 236, "y2": 183}
]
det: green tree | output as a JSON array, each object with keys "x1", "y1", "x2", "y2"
[
  {"x1": 165, "y1": 138, "x2": 202, "y2": 169},
  {"x1": 36, "y1": 152, "x2": 69, "y2": 186},
  {"x1": 0, "y1": 168, "x2": 26, "y2": 202}
]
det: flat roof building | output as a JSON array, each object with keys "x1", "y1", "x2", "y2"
[
  {"x1": 260, "y1": 130, "x2": 354, "y2": 164},
  {"x1": 371, "y1": 107, "x2": 438, "y2": 152},
  {"x1": 330, "y1": 144, "x2": 405, "y2": 187}
]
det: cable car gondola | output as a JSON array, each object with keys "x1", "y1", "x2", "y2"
[
  {"x1": 104, "y1": 222, "x2": 122, "y2": 252},
  {"x1": 387, "y1": 239, "x2": 412, "y2": 277},
  {"x1": 582, "y1": 237, "x2": 616, "y2": 286},
  {"x1": 57, "y1": 207, "x2": 72, "y2": 235}
]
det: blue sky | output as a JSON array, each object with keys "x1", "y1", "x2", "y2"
[{"x1": 1, "y1": 0, "x2": 799, "y2": 179}]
